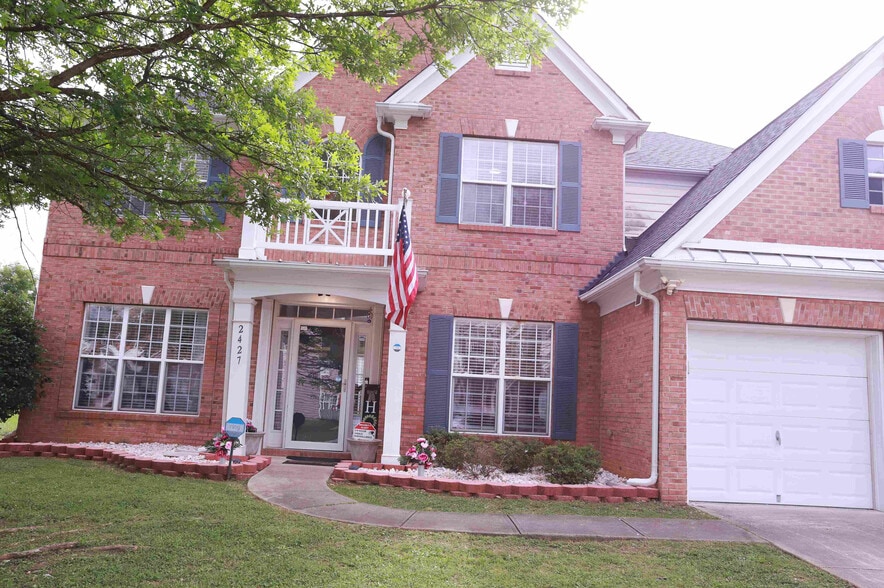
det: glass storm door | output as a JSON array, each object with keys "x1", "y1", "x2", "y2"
[{"x1": 284, "y1": 320, "x2": 351, "y2": 450}]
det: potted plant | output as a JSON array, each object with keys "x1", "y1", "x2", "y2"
[{"x1": 244, "y1": 419, "x2": 264, "y2": 456}]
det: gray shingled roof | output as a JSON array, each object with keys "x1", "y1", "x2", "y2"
[
  {"x1": 580, "y1": 43, "x2": 874, "y2": 295},
  {"x1": 626, "y1": 131, "x2": 732, "y2": 173}
]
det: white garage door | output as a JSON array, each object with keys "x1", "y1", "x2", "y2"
[{"x1": 687, "y1": 325, "x2": 873, "y2": 508}]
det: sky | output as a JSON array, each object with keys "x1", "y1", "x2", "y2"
[{"x1": 1, "y1": 0, "x2": 882, "y2": 271}]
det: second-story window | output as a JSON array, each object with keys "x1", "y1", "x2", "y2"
[
  {"x1": 461, "y1": 138, "x2": 558, "y2": 228},
  {"x1": 868, "y1": 143, "x2": 883, "y2": 205}
]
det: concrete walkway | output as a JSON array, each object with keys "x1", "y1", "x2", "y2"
[
  {"x1": 248, "y1": 461, "x2": 759, "y2": 542},
  {"x1": 698, "y1": 502, "x2": 884, "y2": 588}
]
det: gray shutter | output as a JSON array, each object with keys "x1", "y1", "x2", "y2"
[
  {"x1": 207, "y1": 157, "x2": 230, "y2": 223},
  {"x1": 839, "y1": 139, "x2": 870, "y2": 209},
  {"x1": 436, "y1": 133, "x2": 462, "y2": 224},
  {"x1": 558, "y1": 142, "x2": 582, "y2": 231},
  {"x1": 360, "y1": 134, "x2": 387, "y2": 227},
  {"x1": 424, "y1": 314, "x2": 454, "y2": 432},
  {"x1": 551, "y1": 322, "x2": 579, "y2": 440}
]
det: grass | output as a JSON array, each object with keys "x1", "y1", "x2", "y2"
[
  {"x1": 0, "y1": 458, "x2": 848, "y2": 587},
  {"x1": 0, "y1": 414, "x2": 18, "y2": 437},
  {"x1": 330, "y1": 481, "x2": 714, "y2": 519}
]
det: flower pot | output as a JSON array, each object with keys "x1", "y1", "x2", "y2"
[
  {"x1": 244, "y1": 432, "x2": 265, "y2": 456},
  {"x1": 347, "y1": 438, "x2": 382, "y2": 463}
]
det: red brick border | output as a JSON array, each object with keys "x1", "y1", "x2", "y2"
[
  {"x1": 0, "y1": 442, "x2": 271, "y2": 481},
  {"x1": 329, "y1": 462, "x2": 658, "y2": 502}
]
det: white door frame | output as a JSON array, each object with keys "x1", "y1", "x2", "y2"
[{"x1": 686, "y1": 321, "x2": 884, "y2": 511}]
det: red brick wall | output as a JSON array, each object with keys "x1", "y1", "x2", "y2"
[
  {"x1": 656, "y1": 291, "x2": 884, "y2": 502},
  {"x1": 598, "y1": 299, "x2": 654, "y2": 479},
  {"x1": 707, "y1": 70, "x2": 884, "y2": 247},
  {"x1": 22, "y1": 53, "x2": 624, "y2": 455}
]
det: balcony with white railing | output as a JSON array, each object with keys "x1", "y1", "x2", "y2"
[{"x1": 238, "y1": 199, "x2": 404, "y2": 264}]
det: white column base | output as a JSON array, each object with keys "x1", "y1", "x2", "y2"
[{"x1": 381, "y1": 326, "x2": 406, "y2": 464}]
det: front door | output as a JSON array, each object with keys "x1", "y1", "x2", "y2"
[{"x1": 283, "y1": 320, "x2": 351, "y2": 451}]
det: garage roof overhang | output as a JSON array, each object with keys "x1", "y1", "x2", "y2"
[{"x1": 580, "y1": 241, "x2": 884, "y2": 316}]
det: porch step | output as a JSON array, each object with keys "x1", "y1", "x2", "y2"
[{"x1": 283, "y1": 456, "x2": 342, "y2": 467}]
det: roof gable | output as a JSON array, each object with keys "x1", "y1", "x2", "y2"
[{"x1": 582, "y1": 35, "x2": 884, "y2": 295}]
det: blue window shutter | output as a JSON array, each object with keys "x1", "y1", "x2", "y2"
[
  {"x1": 207, "y1": 157, "x2": 230, "y2": 223},
  {"x1": 436, "y1": 133, "x2": 462, "y2": 223},
  {"x1": 424, "y1": 314, "x2": 454, "y2": 432},
  {"x1": 839, "y1": 139, "x2": 870, "y2": 209},
  {"x1": 558, "y1": 142, "x2": 582, "y2": 232},
  {"x1": 360, "y1": 134, "x2": 387, "y2": 227},
  {"x1": 552, "y1": 322, "x2": 579, "y2": 440}
]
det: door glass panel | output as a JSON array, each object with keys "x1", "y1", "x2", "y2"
[
  {"x1": 292, "y1": 325, "x2": 346, "y2": 444},
  {"x1": 272, "y1": 330, "x2": 289, "y2": 431}
]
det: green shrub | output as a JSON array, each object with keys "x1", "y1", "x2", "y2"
[
  {"x1": 0, "y1": 291, "x2": 48, "y2": 421},
  {"x1": 494, "y1": 437, "x2": 545, "y2": 473},
  {"x1": 437, "y1": 436, "x2": 476, "y2": 470},
  {"x1": 425, "y1": 428, "x2": 463, "y2": 467},
  {"x1": 460, "y1": 441, "x2": 499, "y2": 479},
  {"x1": 537, "y1": 443, "x2": 601, "y2": 484}
]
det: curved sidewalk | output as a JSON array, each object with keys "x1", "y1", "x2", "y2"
[{"x1": 248, "y1": 460, "x2": 759, "y2": 542}]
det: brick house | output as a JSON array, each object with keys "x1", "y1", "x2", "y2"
[{"x1": 17, "y1": 19, "x2": 884, "y2": 511}]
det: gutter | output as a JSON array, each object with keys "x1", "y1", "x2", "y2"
[
  {"x1": 376, "y1": 117, "x2": 395, "y2": 204},
  {"x1": 628, "y1": 271, "x2": 659, "y2": 487}
]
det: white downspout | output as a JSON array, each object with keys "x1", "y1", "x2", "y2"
[
  {"x1": 629, "y1": 271, "x2": 659, "y2": 487},
  {"x1": 376, "y1": 117, "x2": 395, "y2": 203},
  {"x1": 221, "y1": 268, "x2": 235, "y2": 425}
]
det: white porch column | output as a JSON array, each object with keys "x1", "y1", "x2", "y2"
[
  {"x1": 381, "y1": 324, "x2": 407, "y2": 464},
  {"x1": 238, "y1": 215, "x2": 267, "y2": 260},
  {"x1": 226, "y1": 298, "x2": 256, "y2": 455}
]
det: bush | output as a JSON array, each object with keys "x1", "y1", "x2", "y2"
[
  {"x1": 494, "y1": 437, "x2": 545, "y2": 473},
  {"x1": 460, "y1": 441, "x2": 499, "y2": 479},
  {"x1": 436, "y1": 436, "x2": 476, "y2": 470},
  {"x1": 537, "y1": 443, "x2": 601, "y2": 484},
  {"x1": 0, "y1": 293, "x2": 49, "y2": 421},
  {"x1": 425, "y1": 428, "x2": 464, "y2": 468}
]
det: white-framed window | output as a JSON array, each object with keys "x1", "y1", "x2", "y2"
[
  {"x1": 495, "y1": 58, "x2": 531, "y2": 73},
  {"x1": 75, "y1": 304, "x2": 208, "y2": 415},
  {"x1": 450, "y1": 318, "x2": 552, "y2": 435},
  {"x1": 460, "y1": 138, "x2": 558, "y2": 228},
  {"x1": 868, "y1": 143, "x2": 883, "y2": 205}
]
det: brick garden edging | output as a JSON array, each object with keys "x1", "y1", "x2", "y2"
[
  {"x1": 0, "y1": 442, "x2": 271, "y2": 481},
  {"x1": 330, "y1": 462, "x2": 659, "y2": 502}
]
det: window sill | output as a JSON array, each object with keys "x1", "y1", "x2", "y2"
[
  {"x1": 58, "y1": 409, "x2": 211, "y2": 425},
  {"x1": 493, "y1": 69, "x2": 531, "y2": 78},
  {"x1": 870, "y1": 204, "x2": 884, "y2": 215},
  {"x1": 457, "y1": 224, "x2": 557, "y2": 236}
]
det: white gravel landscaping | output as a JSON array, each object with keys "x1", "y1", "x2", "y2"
[
  {"x1": 75, "y1": 442, "x2": 208, "y2": 462},
  {"x1": 364, "y1": 465, "x2": 627, "y2": 486}
]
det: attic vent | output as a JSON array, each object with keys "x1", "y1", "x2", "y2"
[{"x1": 495, "y1": 57, "x2": 531, "y2": 73}]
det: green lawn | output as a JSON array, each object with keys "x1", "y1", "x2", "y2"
[
  {"x1": 0, "y1": 414, "x2": 18, "y2": 437},
  {"x1": 0, "y1": 459, "x2": 847, "y2": 587},
  {"x1": 330, "y1": 481, "x2": 713, "y2": 519}
]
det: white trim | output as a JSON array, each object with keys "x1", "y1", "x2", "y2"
[
  {"x1": 375, "y1": 102, "x2": 433, "y2": 130},
  {"x1": 654, "y1": 38, "x2": 884, "y2": 259},
  {"x1": 384, "y1": 51, "x2": 476, "y2": 104},
  {"x1": 592, "y1": 116, "x2": 650, "y2": 148},
  {"x1": 684, "y1": 238, "x2": 884, "y2": 261},
  {"x1": 582, "y1": 257, "x2": 884, "y2": 316},
  {"x1": 293, "y1": 72, "x2": 319, "y2": 91}
]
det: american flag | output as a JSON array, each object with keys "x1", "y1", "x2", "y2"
[{"x1": 386, "y1": 201, "x2": 418, "y2": 329}]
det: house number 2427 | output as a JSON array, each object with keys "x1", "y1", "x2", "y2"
[{"x1": 235, "y1": 324, "x2": 244, "y2": 365}]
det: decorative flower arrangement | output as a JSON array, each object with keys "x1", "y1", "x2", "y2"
[
  {"x1": 203, "y1": 431, "x2": 242, "y2": 457},
  {"x1": 404, "y1": 436, "x2": 437, "y2": 468},
  {"x1": 246, "y1": 419, "x2": 258, "y2": 433}
]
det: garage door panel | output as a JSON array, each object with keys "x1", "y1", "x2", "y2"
[
  {"x1": 689, "y1": 371, "x2": 868, "y2": 421},
  {"x1": 687, "y1": 326, "x2": 873, "y2": 509},
  {"x1": 780, "y1": 418, "x2": 871, "y2": 464},
  {"x1": 782, "y1": 462, "x2": 872, "y2": 508},
  {"x1": 688, "y1": 457, "x2": 777, "y2": 503},
  {"x1": 689, "y1": 330, "x2": 867, "y2": 377}
]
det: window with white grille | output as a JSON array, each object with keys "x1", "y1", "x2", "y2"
[
  {"x1": 460, "y1": 138, "x2": 557, "y2": 228},
  {"x1": 868, "y1": 143, "x2": 883, "y2": 205},
  {"x1": 450, "y1": 318, "x2": 552, "y2": 435},
  {"x1": 75, "y1": 305, "x2": 208, "y2": 415}
]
